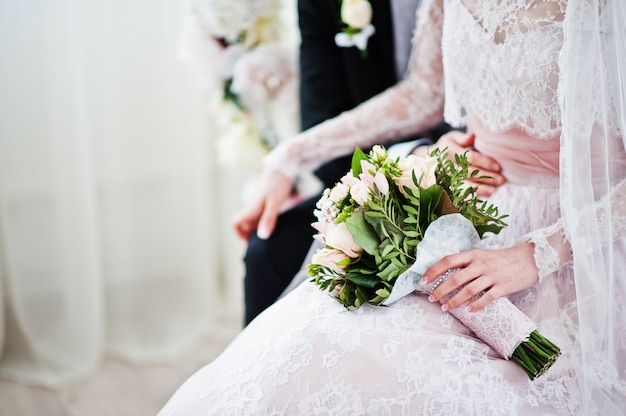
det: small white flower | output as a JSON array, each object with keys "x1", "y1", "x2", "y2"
[
  {"x1": 372, "y1": 145, "x2": 387, "y2": 158},
  {"x1": 335, "y1": 25, "x2": 375, "y2": 52}
]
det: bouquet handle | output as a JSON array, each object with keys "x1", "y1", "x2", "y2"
[{"x1": 383, "y1": 214, "x2": 560, "y2": 379}]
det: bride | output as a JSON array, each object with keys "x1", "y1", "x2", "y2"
[{"x1": 159, "y1": 0, "x2": 626, "y2": 414}]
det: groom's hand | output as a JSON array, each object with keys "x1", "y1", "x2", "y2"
[
  {"x1": 412, "y1": 131, "x2": 505, "y2": 197},
  {"x1": 232, "y1": 167, "x2": 294, "y2": 241}
]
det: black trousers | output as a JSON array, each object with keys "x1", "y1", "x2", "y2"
[
  {"x1": 242, "y1": 154, "x2": 355, "y2": 325},
  {"x1": 243, "y1": 195, "x2": 320, "y2": 325}
]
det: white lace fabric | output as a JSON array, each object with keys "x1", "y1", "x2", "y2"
[
  {"x1": 159, "y1": 0, "x2": 626, "y2": 414},
  {"x1": 443, "y1": 0, "x2": 564, "y2": 138}
]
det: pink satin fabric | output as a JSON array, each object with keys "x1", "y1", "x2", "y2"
[{"x1": 468, "y1": 115, "x2": 560, "y2": 186}]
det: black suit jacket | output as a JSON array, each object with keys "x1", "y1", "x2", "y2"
[{"x1": 298, "y1": 0, "x2": 398, "y2": 188}]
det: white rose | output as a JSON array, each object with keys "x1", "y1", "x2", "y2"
[
  {"x1": 329, "y1": 182, "x2": 350, "y2": 204},
  {"x1": 350, "y1": 181, "x2": 371, "y2": 206},
  {"x1": 395, "y1": 155, "x2": 438, "y2": 194},
  {"x1": 340, "y1": 0, "x2": 372, "y2": 29}
]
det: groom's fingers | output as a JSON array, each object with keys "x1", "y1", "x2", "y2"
[
  {"x1": 257, "y1": 199, "x2": 280, "y2": 240},
  {"x1": 467, "y1": 151, "x2": 502, "y2": 175},
  {"x1": 255, "y1": 168, "x2": 294, "y2": 240}
]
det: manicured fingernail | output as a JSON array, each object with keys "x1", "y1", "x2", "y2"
[
  {"x1": 421, "y1": 276, "x2": 429, "y2": 285},
  {"x1": 428, "y1": 295, "x2": 435, "y2": 302},
  {"x1": 441, "y1": 304, "x2": 449, "y2": 312},
  {"x1": 257, "y1": 227, "x2": 270, "y2": 240},
  {"x1": 465, "y1": 305, "x2": 472, "y2": 313}
]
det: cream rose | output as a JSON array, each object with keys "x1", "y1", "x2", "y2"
[
  {"x1": 324, "y1": 222, "x2": 362, "y2": 258},
  {"x1": 350, "y1": 181, "x2": 371, "y2": 206},
  {"x1": 340, "y1": 0, "x2": 372, "y2": 29},
  {"x1": 395, "y1": 155, "x2": 438, "y2": 194},
  {"x1": 329, "y1": 182, "x2": 350, "y2": 203},
  {"x1": 311, "y1": 247, "x2": 349, "y2": 274}
]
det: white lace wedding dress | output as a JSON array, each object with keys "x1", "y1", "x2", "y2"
[{"x1": 158, "y1": 0, "x2": 626, "y2": 414}]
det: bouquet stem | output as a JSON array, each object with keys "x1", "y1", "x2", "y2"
[{"x1": 511, "y1": 330, "x2": 561, "y2": 380}]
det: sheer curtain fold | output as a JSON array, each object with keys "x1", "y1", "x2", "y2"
[{"x1": 0, "y1": 0, "x2": 245, "y2": 388}]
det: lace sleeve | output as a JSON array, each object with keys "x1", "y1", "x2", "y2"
[
  {"x1": 263, "y1": 0, "x2": 446, "y2": 179},
  {"x1": 522, "y1": 176, "x2": 626, "y2": 282}
]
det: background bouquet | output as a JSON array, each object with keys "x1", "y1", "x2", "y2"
[
  {"x1": 307, "y1": 145, "x2": 560, "y2": 380},
  {"x1": 177, "y1": 0, "x2": 300, "y2": 168}
]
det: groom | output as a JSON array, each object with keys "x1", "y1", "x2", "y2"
[{"x1": 242, "y1": 0, "x2": 455, "y2": 324}]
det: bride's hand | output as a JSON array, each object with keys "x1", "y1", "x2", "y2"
[
  {"x1": 412, "y1": 130, "x2": 505, "y2": 197},
  {"x1": 422, "y1": 242, "x2": 539, "y2": 312},
  {"x1": 231, "y1": 167, "x2": 294, "y2": 241}
]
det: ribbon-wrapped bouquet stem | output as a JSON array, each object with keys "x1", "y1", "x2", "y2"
[{"x1": 307, "y1": 145, "x2": 560, "y2": 380}]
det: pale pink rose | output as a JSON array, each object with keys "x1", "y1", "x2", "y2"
[
  {"x1": 396, "y1": 155, "x2": 438, "y2": 194},
  {"x1": 312, "y1": 221, "x2": 327, "y2": 234},
  {"x1": 311, "y1": 248, "x2": 349, "y2": 274},
  {"x1": 340, "y1": 172, "x2": 359, "y2": 186},
  {"x1": 373, "y1": 171, "x2": 389, "y2": 194},
  {"x1": 358, "y1": 160, "x2": 388, "y2": 194},
  {"x1": 325, "y1": 222, "x2": 362, "y2": 258}
]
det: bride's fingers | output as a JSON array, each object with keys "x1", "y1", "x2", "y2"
[
  {"x1": 440, "y1": 274, "x2": 493, "y2": 311},
  {"x1": 422, "y1": 251, "x2": 472, "y2": 286},
  {"x1": 466, "y1": 285, "x2": 503, "y2": 312},
  {"x1": 428, "y1": 261, "x2": 477, "y2": 302}
]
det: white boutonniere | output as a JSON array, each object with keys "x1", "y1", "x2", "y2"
[{"x1": 335, "y1": 0, "x2": 376, "y2": 53}]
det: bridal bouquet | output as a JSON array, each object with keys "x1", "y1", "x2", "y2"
[
  {"x1": 307, "y1": 145, "x2": 560, "y2": 380},
  {"x1": 177, "y1": 0, "x2": 300, "y2": 168}
]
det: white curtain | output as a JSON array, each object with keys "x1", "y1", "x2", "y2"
[{"x1": 0, "y1": 0, "x2": 247, "y2": 388}]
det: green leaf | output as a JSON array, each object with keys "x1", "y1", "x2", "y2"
[
  {"x1": 403, "y1": 204, "x2": 419, "y2": 215},
  {"x1": 381, "y1": 243, "x2": 395, "y2": 257},
  {"x1": 345, "y1": 273, "x2": 380, "y2": 288},
  {"x1": 364, "y1": 211, "x2": 386, "y2": 218},
  {"x1": 382, "y1": 250, "x2": 400, "y2": 261},
  {"x1": 378, "y1": 261, "x2": 399, "y2": 281},
  {"x1": 351, "y1": 147, "x2": 368, "y2": 177},
  {"x1": 344, "y1": 210, "x2": 380, "y2": 255},
  {"x1": 375, "y1": 288, "x2": 390, "y2": 298}
]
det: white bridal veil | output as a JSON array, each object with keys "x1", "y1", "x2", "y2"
[{"x1": 560, "y1": 0, "x2": 626, "y2": 413}]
